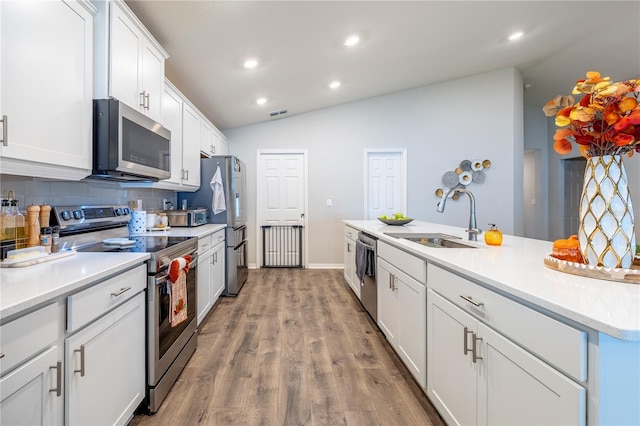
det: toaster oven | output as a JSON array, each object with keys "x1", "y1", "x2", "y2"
[{"x1": 165, "y1": 209, "x2": 208, "y2": 227}]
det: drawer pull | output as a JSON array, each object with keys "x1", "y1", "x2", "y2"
[
  {"x1": 460, "y1": 294, "x2": 484, "y2": 307},
  {"x1": 0, "y1": 352, "x2": 5, "y2": 359},
  {"x1": 111, "y1": 287, "x2": 131, "y2": 297},
  {"x1": 50, "y1": 361, "x2": 62, "y2": 396},
  {"x1": 74, "y1": 345, "x2": 85, "y2": 377},
  {"x1": 472, "y1": 334, "x2": 483, "y2": 363}
]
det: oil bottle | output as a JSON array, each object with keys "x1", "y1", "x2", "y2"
[
  {"x1": 11, "y1": 192, "x2": 26, "y2": 250},
  {"x1": 0, "y1": 191, "x2": 16, "y2": 259}
]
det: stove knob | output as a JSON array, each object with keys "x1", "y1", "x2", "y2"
[
  {"x1": 73, "y1": 210, "x2": 83, "y2": 220},
  {"x1": 115, "y1": 208, "x2": 123, "y2": 216},
  {"x1": 61, "y1": 211, "x2": 72, "y2": 221},
  {"x1": 123, "y1": 208, "x2": 130, "y2": 215}
]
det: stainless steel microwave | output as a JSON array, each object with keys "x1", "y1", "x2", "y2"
[{"x1": 90, "y1": 99, "x2": 171, "y2": 181}]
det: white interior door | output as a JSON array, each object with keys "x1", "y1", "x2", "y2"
[
  {"x1": 257, "y1": 150, "x2": 308, "y2": 267},
  {"x1": 365, "y1": 150, "x2": 407, "y2": 219}
]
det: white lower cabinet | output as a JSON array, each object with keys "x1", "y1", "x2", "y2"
[
  {"x1": 0, "y1": 303, "x2": 62, "y2": 425},
  {"x1": 197, "y1": 231, "x2": 226, "y2": 326},
  {"x1": 1, "y1": 345, "x2": 62, "y2": 425},
  {"x1": 343, "y1": 226, "x2": 359, "y2": 298},
  {"x1": 427, "y1": 287, "x2": 586, "y2": 426},
  {"x1": 377, "y1": 256, "x2": 426, "y2": 388},
  {"x1": 197, "y1": 239, "x2": 213, "y2": 325},
  {"x1": 65, "y1": 292, "x2": 145, "y2": 426}
]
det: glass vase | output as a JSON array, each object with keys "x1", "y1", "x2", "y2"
[{"x1": 578, "y1": 155, "x2": 636, "y2": 269}]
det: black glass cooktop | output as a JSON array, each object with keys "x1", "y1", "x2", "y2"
[{"x1": 77, "y1": 236, "x2": 194, "y2": 254}]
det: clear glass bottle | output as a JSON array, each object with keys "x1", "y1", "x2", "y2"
[
  {"x1": 11, "y1": 195, "x2": 26, "y2": 250},
  {"x1": 0, "y1": 191, "x2": 16, "y2": 259}
]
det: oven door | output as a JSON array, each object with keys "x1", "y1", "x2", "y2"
[{"x1": 148, "y1": 255, "x2": 197, "y2": 385}]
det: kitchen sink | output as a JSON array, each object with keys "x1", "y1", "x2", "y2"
[{"x1": 384, "y1": 232, "x2": 477, "y2": 249}]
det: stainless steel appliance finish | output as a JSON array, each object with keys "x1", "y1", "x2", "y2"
[
  {"x1": 178, "y1": 156, "x2": 248, "y2": 296},
  {"x1": 357, "y1": 232, "x2": 378, "y2": 321},
  {"x1": 91, "y1": 99, "x2": 171, "y2": 182},
  {"x1": 165, "y1": 208, "x2": 208, "y2": 227},
  {"x1": 52, "y1": 205, "x2": 131, "y2": 234},
  {"x1": 146, "y1": 238, "x2": 197, "y2": 413},
  {"x1": 57, "y1": 205, "x2": 198, "y2": 413}
]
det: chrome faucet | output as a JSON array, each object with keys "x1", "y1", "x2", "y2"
[{"x1": 437, "y1": 187, "x2": 482, "y2": 241}]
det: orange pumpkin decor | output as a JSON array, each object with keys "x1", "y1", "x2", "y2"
[
  {"x1": 552, "y1": 235, "x2": 584, "y2": 263},
  {"x1": 484, "y1": 224, "x2": 503, "y2": 246}
]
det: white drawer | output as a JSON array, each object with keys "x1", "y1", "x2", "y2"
[
  {"x1": 211, "y1": 229, "x2": 225, "y2": 246},
  {"x1": 67, "y1": 265, "x2": 146, "y2": 332},
  {"x1": 1, "y1": 303, "x2": 59, "y2": 375},
  {"x1": 344, "y1": 225, "x2": 357, "y2": 241},
  {"x1": 428, "y1": 263, "x2": 587, "y2": 382},
  {"x1": 378, "y1": 241, "x2": 426, "y2": 283},
  {"x1": 198, "y1": 233, "x2": 213, "y2": 253}
]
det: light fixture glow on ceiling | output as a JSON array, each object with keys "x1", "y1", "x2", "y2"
[
  {"x1": 243, "y1": 58, "x2": 258, "y2": 69},
  {"x1": 329, "y1": 81, "x2": 341, "y2": 89},
  {"x1": 256, "y1": 97, "x2": 267, "y2": 105},
  {"x1": 508, "y1": 31, "x2": 524, "y2": 41},
  {"x1": 344, "y1": 35, "x2": 360, "y2": 47}
]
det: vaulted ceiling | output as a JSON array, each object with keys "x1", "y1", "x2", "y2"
[{"x1": 126, "y1": 1, "x2": 640, "y2": 131}]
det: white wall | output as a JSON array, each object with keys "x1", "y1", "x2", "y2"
[
  {"x1": 225, "y1": 67, "x2": 523, "y2": 267},
  {"x1": 524, "y1": 104, "x2": 551, "y2": 240}
]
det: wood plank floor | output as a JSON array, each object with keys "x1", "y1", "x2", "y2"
[{"x1": 131, "y1": 268, "x2": 445, "y2": 426}]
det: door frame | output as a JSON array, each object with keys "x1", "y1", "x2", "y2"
[
  {"x1": 363, "y1": 148, "x2": 408, "y2": 219},
  {"x1": 256, "y1": 149, "x2": 309, "y2": 268}
]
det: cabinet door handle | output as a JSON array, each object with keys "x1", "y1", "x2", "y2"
[
  {"x1": 139, "y1": 91, "x2": 146, "y2": 108},
  {"x1": 213, "y1": 252, "x2": 217, "y2": 263},
  {"x1": 1, "y1": 115, "x2": 7, "y2": 146},
  {"x1": 50, "y1": 360, "x2": 62, "y2": 397},
  {"x1": 111, "y1": 287, "x2": 131, "y2": 297},
  {"x1": 185, "y1": 169, "x2": 189, "y2": 180},
  {"x1": 460, "y1": 294, "x2": 484, "y2": 307},
  {"x1": 145, "y1": 92, "x2": 150, "y2": 109},
  {"x1": 472, "y1": 333, "x2": 483, "y2": 363},
  {"x1": 212, "y1": 145, "x2": 215, "y2": 154},
  {"x1": 74, "y1": 345, "x2": 85, "y2": 377},
  {"x1": 389, "y1": 274, "x2": 393, "y2": 289},
  {"x1": 463, "y1": 326, "x2": 473, "y2": 356},
  {"x1": 0, "y1": 352, "x2": 5, "y2": 359}
]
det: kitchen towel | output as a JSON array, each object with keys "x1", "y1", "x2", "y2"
[
  {"x1": 210, "y1": 165, "x2": 226, "y2": 215},
  {"x1": 355, "y1": 239, "x2": 373, "y2": 283},
  {"x1": 168, "y1": 254, "x2": 191, "y2": 327}
]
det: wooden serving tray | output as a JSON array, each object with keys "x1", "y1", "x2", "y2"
[{"x1": 543, "y1": 254, "x2": 640, "y2": 285}]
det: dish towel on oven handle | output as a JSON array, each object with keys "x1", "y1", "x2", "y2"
[
  {"x1": 210, "y1": 165, "x2": 226, "y2": 215},
  {"x1": 168, "y1": 254, "x2": 191, "y2": 327}
]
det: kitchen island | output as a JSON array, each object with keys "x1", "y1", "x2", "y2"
[{"x1": 345, "y1": 219, "x2": 640, "y2": 426}]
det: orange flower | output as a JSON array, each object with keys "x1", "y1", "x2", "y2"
[
  {"x1": 544, "y1": 71, "x2": 640, "y2": 157},
  {"x1": 554, "y1": 139, "x2": 573, "y2": 154}
]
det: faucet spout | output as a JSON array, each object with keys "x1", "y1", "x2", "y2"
[{"x1": 436, "y1": 187, "x2": 482, "y2": 241}]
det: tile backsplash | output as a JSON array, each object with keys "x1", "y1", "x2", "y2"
[{"x1": 0, "y1": 175, "x2": 176, "y2": 211}]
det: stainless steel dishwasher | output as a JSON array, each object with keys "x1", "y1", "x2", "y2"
[{"x1": 356, "y1": 232, "x2": 378, "y2": 321}]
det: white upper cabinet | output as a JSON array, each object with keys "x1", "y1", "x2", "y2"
[
  {"x1": 93, "y1": 0, "x2": 168, "y2": 123},
  {"x1": 0, "y1": 0, "x2": 95, "y2": 180}
]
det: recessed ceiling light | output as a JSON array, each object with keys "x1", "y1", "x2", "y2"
[
  {"x1": 344, "y1": 35, "x2": 360, "y2": 47},
  {"x1": 256, "y1": 97, "x2": 267, "y2": 105},
  {"x1": 508, "y1": 31, "x2": 524, "y2": 41},
  {"x1": 243, "y1": 58, "x2": 258, "y2": 69},
  {"x1": 329, "y1": 81, "x2": 341, "y2": 89}
]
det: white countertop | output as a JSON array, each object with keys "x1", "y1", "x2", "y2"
[
  {"x1": 345, "y1": 220, "x2": 640, "y2": 341},
  {"x1": 0, "y1": 224, "x2": 227, "y2": 323},
  {"x1": 160, "y1": 224, "x2": 226, "y2": 238},
  {"x1": 1, "y1": 252, "x2": 150, "y2": 322}
]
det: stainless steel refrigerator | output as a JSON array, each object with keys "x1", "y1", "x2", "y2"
[{"x1": 178, "y1": 156, "x2": 248, "y2": 295}]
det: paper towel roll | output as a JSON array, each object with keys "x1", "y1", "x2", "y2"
[{"x1": 129, "y1": 211, "x2": 147, "y2": 235}]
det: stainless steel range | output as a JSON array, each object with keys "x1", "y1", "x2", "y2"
[{"x1": 53, "y1": 205, "x2": 198, "y2": 413}]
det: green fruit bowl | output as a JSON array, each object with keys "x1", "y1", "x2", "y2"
[{"x1": 378, "y1": 218, "x2": 414, "y2": 226}]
